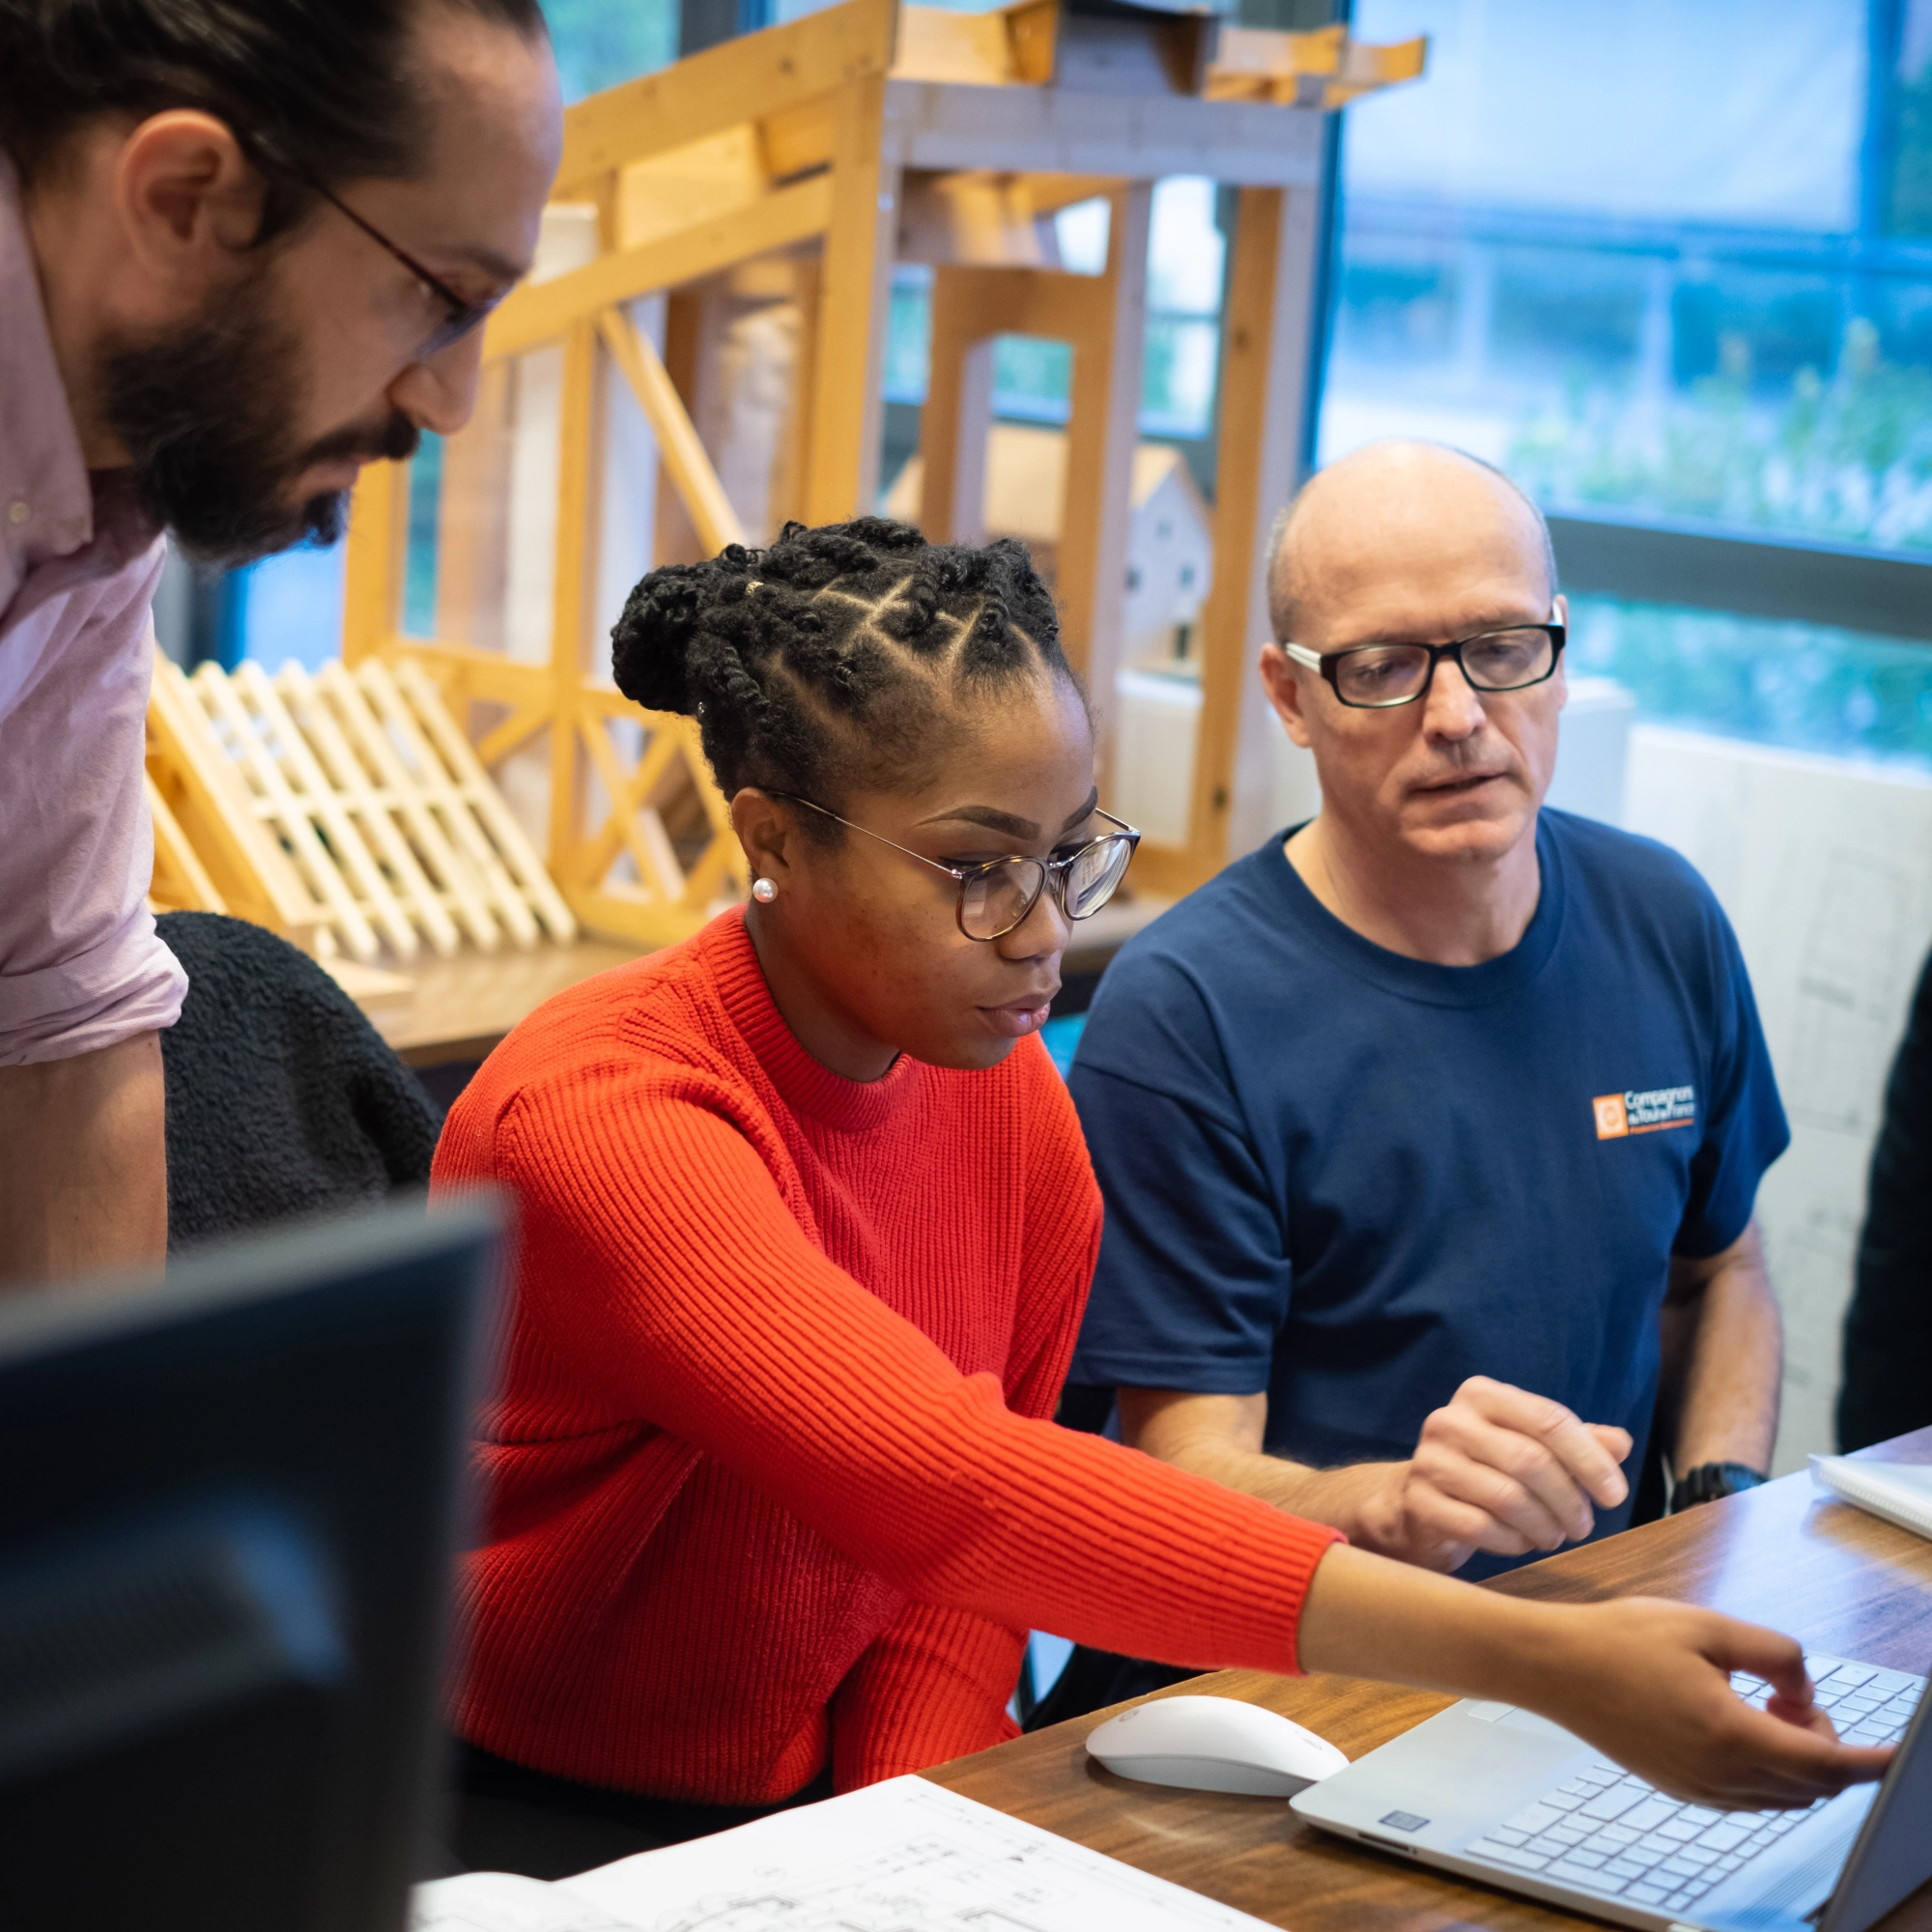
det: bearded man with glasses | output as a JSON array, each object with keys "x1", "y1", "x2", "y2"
[
  {"x1": 1037, "y1": 440, "x2": 1789, "y2": 1724},
  {"x1": 0, "y1": 0, "x2": 561, "y2": 1283}
]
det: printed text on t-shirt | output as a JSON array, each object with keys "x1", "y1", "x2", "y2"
[{"x1": 1593, "y1": 1086, "x2": 1696, "y2": 1139}]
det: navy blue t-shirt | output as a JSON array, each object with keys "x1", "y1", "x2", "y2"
[{"x1": 1067, "y1": 809, "x2": 1789, "y2": 1573}]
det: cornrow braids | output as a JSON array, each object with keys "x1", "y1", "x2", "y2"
[{"x1": 611, "y1": 519, "x2": 1081, "y2": 828}]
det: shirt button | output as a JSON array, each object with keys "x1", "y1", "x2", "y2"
[{"x1": 6, "y1": 497, "x2": 28, "y2": 526}]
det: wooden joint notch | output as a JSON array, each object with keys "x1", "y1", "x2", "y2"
[{"x1": 552, "y1": 0, "x2": 900, "y2": 193}]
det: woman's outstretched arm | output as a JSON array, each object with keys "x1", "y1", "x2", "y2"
[
  {"x1": 1298, "y1": 1544, "x2": 1893, "y2": 1808},
  {"x1": 469, "y1": 1080, "x2": 1890, "y2": 1812}
]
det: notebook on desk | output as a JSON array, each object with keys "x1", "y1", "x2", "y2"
[{"x1": 1810, "y1": 1457, "x2": 1932, "y2": 1543}]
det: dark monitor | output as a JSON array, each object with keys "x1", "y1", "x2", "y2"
[{"x1": 0, "y1": 1199, "x2": 502, "y2": 1932}]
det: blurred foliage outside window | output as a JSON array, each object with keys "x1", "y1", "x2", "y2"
[
  {"x1": 1573, "y1": 598, "x2": 1932, "y2": 770},
  {"x1": 1510, "y1": 318, "x2": 1932, "y2": 551},
  {"x1": 1326, "y1": 1, "x2": 1932, "y2": 556},
  {"x1": 1320, "y1": 0, "x2": 1932, "y2": 769}
]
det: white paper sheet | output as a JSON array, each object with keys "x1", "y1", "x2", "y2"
[
  {"x1": 1811, "y1": 1456, "x2": 1932, "y2": 1541},
  {"x1": 414, "y1": 1776, "x2": 1282, "y2": 1932},
  {"x1": 412, "y1": 1869, "x2": 632, "y2": 1932}
]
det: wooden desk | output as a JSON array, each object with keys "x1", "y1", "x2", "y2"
[
  {"x1": 353, "y1": 939, "x2": 644, "y2": 1067},
  {"x1": 924, "y1": 1429, "x2": 1932, "y2": 1931}
]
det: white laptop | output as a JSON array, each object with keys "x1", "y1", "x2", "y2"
[{"x1": 1292, "y1": 1652, "x2": 1927, "y2": 1932}]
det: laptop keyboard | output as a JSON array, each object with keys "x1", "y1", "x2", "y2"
[{"x1": 1463, "y1": 1656, "x2": 1921, "y2": 1920}]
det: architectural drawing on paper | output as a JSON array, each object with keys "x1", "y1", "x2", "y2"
[
  {"x1": 635, "y1": 1799, "x2": 1263, "y2": 1932},
  {"x1": 413, "y1": 1777, "x2": 1274, "y2": 1932}
]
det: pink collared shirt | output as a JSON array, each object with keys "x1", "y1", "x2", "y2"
[{"x1": 0, "y1": 155, "x2": 186, "y2": 1065}]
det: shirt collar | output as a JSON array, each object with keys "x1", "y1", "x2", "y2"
[{"x1": 0, "y1": 151, "x2": 155, "y2": 584}]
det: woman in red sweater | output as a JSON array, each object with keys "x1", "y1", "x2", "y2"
[{"x1": 435, "y1": 520, "x2": 1884, "y2": 1874}]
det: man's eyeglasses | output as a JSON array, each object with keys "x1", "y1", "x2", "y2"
[
  {"x1": 768, "y1": 793, "x2": 1141, "y2": 942},
  {"x1": 1283, "y1": 621, "x2": 1566, "y2": 710},
  {"x1": 306, "y1": 178, "x2": 508, "y2": 361}
]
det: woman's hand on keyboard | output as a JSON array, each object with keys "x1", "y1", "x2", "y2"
[
  {"x1": 1299, "y1": 1548, "x2": 1896, "y2": 1809},
  {"x1": 1527, "y1": 1599, "x2": 1896, "y2": 1808}
]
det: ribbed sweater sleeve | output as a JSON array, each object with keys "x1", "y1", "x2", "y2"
[
  {"x1": 491, "y1": 1060, "x2": 1340, "y2": 1678},
  {"x1": 832, "y1": 1600, "x2": 1024, "y2": 1789}
]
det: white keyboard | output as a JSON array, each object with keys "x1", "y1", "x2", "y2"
[{"x1": 1463, "y1": 1655, "x2": 1922, "y2": 1920}]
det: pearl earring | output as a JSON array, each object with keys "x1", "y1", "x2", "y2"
[{"x1": 752, "y1": 877, "x2": 778, "y2": 903}]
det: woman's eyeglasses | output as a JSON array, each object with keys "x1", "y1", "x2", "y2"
[{"x1": 768, "y1": 794, "x2": 1141, "y2": 942}]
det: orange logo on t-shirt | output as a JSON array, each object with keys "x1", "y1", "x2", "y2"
[{"x1": 1594, "y1": 1085, "x2": 1696, "y2": 1139}]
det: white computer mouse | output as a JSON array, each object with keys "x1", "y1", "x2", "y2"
[{"x1": 1085, "y1": 1694, "x2": 1350, "y2": 1797}]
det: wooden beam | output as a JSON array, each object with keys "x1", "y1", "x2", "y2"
[
  {"x1": 918, "y1": 268, "x2": 1001, "y2": 543},
  {"x1": 342, "y1": 457, "x2": 407, "y2": 664},
  {"x1": 549, "y1": 318, "x2": 600, "y2": 873},
  {"x1": 881, "y1": 77, "x2": 1327, "y2": 185},
  {"x1": 921, "y1": 327, "x2": 995, "y2": 545},
  {"x1": 893, "y1": 6, "x2": 1016, "y2": 86},
  {"x1": 385, "y1": 639, "x2": 551, "y2": 708},
  {"x1": 773, "y1": 251, "x2": 823, "y2": 531},
  {"x1": 485, "y1": 173, "x2": 835, "y2": 363},
  {"x1": 145, "y1": 771, "x2": 227, "y2": 916},
  {"x1": 806, "y1": 71, "x2": 900, "y2": 522},
  {"x1": 1057, "y1": 182, "x2": 1150, "y2": 764},
  {"x1": 553, "y1": 0, "x2": 899, "y2": 194},
  {"x1": 598, "y1": 307, "x2": 748, "y2": 557},
  {"x1": 1146, "y1": 182, "x2": 1321, "y2": 897},
  {"x1": 473, "y1": 704, "x2": 550, "y2": 772}
]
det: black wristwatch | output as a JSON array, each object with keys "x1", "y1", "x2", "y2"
[{"x1": 1670, "y1": 1462, "x2": 1769, "y2": 1513}]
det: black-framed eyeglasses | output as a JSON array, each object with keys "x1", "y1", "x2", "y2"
[
  {"x1": 305, "y1": 177, "x2": 508, "y2": 360},
  {"x1": 769, "y1": 793, "x2": 1141, "y2": 942},
  {"x1": 1283, "y1": 620, "x2": 1566, "y2": 710}
]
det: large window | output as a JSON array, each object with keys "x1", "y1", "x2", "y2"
[
  {"x1": 1324, "y1": 0, "x2": 1932, "y2": 552},
  {"x1": 1321, "y1": 0, "x2": 1932, "y2": 767}
]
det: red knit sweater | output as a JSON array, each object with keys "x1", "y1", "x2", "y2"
[{"x1": 432, "y1": 909, "x2": 1339, "y2": 1804}]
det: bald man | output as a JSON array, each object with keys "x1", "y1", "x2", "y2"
[{"x1": 1041, "y1": 442, "x2": 1786, "y2": 1717}]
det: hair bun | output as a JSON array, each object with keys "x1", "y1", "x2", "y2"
[{"x1": 611, "y1": 554, "x2": 752, "y2": 716}]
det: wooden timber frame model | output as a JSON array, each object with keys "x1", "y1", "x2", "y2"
[{"x1": 341, "y1": 0, "x2": 1424, "y2": 940}]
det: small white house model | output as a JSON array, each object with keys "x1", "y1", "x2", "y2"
[{"x1": 882, "y1": 423, "x2": 1212, "y2": 663}]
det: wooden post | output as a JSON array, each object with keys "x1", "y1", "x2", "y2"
[
  {"x1": 1056, "y1": 182, "x2": 1151, "y2": 764},
  {"x1": 806, "y1": 70, "x2": 901, "y2": 522},
  {"x1": 550, "y1": 317, "x2": 601, "y2": 878},
  {"x1": 342, "y1": 456, "x2": 406, "y2": 665},
  {"x1": 1136, "y1": 183, "x2": 1322, "y2": 898},
  {"x1": 919, "y1": 268, "x2": 998, "y2": 544},
  {"x1": 774, "y1": 252, "x2": 823, "y2": 532}
]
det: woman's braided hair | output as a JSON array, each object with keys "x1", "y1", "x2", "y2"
[{"x1": 611, "y1": 519, "x2": 1079, "y2": 825}]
